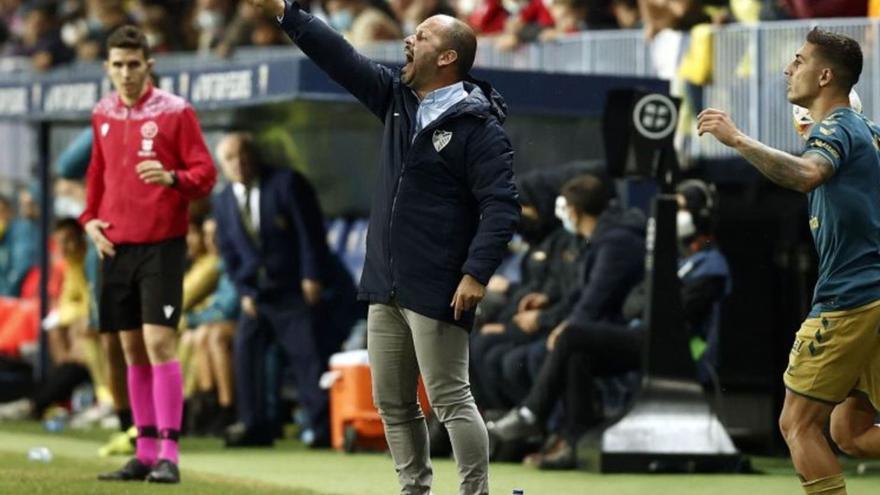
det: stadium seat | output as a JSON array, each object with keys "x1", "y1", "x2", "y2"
[
  {"x1": 18, "y1": 267, "x2": 41, "y2": 300},
  {"x1": 19, "y1": 260, "x2": 66, "y2": 301},
  {"x1": 0, "y1": 297, "x2": 39, "y2": 358}
]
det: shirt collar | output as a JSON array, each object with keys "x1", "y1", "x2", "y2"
[
  {"x1": 231, "y1": 179, "x2": 259, "y2": 195},
  {"x1": 418, "y1": 81, "x2": 467, "y2": 105},
  {"x1": 232, "y1": 182, "x2": 246, "y2": 198}
]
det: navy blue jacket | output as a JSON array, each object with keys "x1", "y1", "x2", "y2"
[
  {"x1": 567, "y1": 205, "x2": 647, "y2": 326},
  {"x1": 279, "y1": 2, "x2": 520, "y2": 328},
  {"x1": 214, "y1": 166, "x2": 330, "y2": 300}
]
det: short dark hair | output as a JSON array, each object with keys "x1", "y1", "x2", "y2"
[
  {"x1": 806, "y1": 27, "x2": 862, "y2": 91},
  {"x1": 561, "y1": 174, "x2": 611, "y2": 217},
  {"x1": 226, "y1": 131, "x2": 263, "y2": 168},
  {"x1": 444, "y1": 20, "x2": 477, "y2": 78},
  {"x1": 106, "y1": 25, "x2": 151, "y2": 60},
  {"x1": 53, "y1": 217, "x2": 84, "y2": 236}
]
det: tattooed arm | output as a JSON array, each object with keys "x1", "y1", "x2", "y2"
[{"x1": 697, "y1": 108, "x2": 834, "y2": 193}]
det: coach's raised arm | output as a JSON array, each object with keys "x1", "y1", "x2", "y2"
[
  {"x1": 249, "y1": 1, "x2": 520, "y2": 493},
  {"x1": 249, "y1": 0, "x2": 394, "y2": 120}
]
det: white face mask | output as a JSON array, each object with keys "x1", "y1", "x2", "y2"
[
  {"x1": 562, "y1": 213, "x2": 577, "y2": 235},
  {"x1": 195, "y1": 9, "x2": 224, "y2": 31},
  {"x1": 329, "y1": 10, "x2": 354, "y2": 31},
  {"x1": 677, "y1": 210, "x2": 696, "y2": 240},
  {"x1": 554, "y1": 195, "x2": 567, "y2": 222},
  {"x1": 54, "y1": 196, "x2": 85, "y2": 219},
  {"x1": 555, "y1": 196, "x2": 578, "y2": 235}
]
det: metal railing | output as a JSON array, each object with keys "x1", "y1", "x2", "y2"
[
  {"x1": 361, "y1": 29, "x2": 653, "y2": 77},
  {"x1": 367, "y1": 18, "x2": 880, "y2": 158},
  {"x1": 2, "y1": 17, "x2": 877, "y2": 172}
]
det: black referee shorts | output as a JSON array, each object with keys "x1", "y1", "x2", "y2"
[{"x1": 99, "y1": 237, "x2": 185, "y2": 332}]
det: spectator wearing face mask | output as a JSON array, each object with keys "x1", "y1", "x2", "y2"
[
  {"x1": 9, "y1": 0, "x2": 73, "y2": 70},
  {"x1": 191, "y1": 0, "x2": 237, "y2": 54},
  {"x1": 389, "y1": 0, "x2": 457, "y2": 36},
  {"x1": 63, "y1": 0, "x2": 132, "y2": 61},
  {"x1": 324, "y1": 0, "x2": 402, "y2": 47},
  {"x1": 470, "y1": 169, "x2": 585, "y2": 411},
  {"x1": 137, "y1": 0, "x2": 186, "y2": 54},
  {"x1": 489, "y1": 178, "x2": 730, "y2": 470}
]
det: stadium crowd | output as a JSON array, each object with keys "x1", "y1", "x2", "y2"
[
  {"x1": 0, "y1": 0, "x2": 877, "y2": 482},
  {"x1": 1, "y1": 0, "x2": 878, "y2": 72}
]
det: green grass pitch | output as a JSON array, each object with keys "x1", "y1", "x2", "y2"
[{"x1": 1, "y1": 422, "x2": 878, "y2": 494}]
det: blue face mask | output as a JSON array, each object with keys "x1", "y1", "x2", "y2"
[{"x1": 329, "y1": 10, "x2": 354, "y2": 32}]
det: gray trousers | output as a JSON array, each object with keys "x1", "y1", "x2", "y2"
[{"x1": 368, "y1": 303, "x2": 490, "y2": 495}]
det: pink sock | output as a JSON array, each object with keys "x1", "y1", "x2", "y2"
[
  {"x1": 127, "y1": 364, "x2": 158, "y2": 466},
  {"x1": 152, "y1": 361, "x2": 183, "y2": 464}
]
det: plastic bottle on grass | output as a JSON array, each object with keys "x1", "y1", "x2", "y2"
[{"x1": 27, "y1": 447, "x2": 53, "y2": 463}]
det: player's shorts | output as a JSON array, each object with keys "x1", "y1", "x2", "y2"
[
  {"x1": 99, "y1": 237, "x2": 185, "y2": 332},
  {"x1": 784, "y1": 298, "x2": 880, "y2": 410}
]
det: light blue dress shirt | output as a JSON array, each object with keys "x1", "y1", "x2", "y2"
[{"x1": 413, "y1": 82, "x2": 469, "y2": 138}]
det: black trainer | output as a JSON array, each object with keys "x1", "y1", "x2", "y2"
[
  {"x1": 97, "y1": 458, "x2": 153, "y2": 481},
  {"x1": 146, "y1": 459, "x2": 181, "y2": 484}
]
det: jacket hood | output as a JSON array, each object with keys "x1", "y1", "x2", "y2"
[
  {"x1": 463, "y1": 77, "x2": 507, "y2": 123},
  {"x1": 516, "y1": 169, "x2": 561, "y2": 244},
  {"x1": 517, "y1": 169, "x2": 562, "y2": 225},
  {"x1": 593, "y1": 203, "x2": 647, "y2": 242}
]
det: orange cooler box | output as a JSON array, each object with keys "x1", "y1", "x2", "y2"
[{"x1": 326, "y1": 350, "x2": 431, "y2": 452}]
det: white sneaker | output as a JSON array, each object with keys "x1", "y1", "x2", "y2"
[
  {"x1": 99, "y1": 414, "x2": 120, "y2": 430},
  {"x1": 69, "y1": 402, "x2": 114, "y2": 429}
]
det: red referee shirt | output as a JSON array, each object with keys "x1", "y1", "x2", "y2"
[{"x1": 80, "y1": 85, "x2": 217, "y2": 245}]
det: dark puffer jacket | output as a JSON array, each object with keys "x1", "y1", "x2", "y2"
[{"x1": 279, "y1": 2, "x2": 520, "y2": 328}]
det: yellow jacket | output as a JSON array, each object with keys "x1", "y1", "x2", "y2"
[
  {"x1": 58, "y1": 255, "x2": 89, "y2": 327},
  {"x1": 183, "y1": 254, "x2": 220, "y2": 313}
]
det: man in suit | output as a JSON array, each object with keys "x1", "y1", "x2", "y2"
[{"x1": 213, "y1": 131, "x2": 336, "y2": 447}]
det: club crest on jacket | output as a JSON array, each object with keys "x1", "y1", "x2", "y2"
[{"x1": 432, "y1": 130, "x2": 452, "y2": 152}]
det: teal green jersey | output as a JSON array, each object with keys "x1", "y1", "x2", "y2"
[{"x1": 804, "y1": 107, "x2": 880, "y2": 316}]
